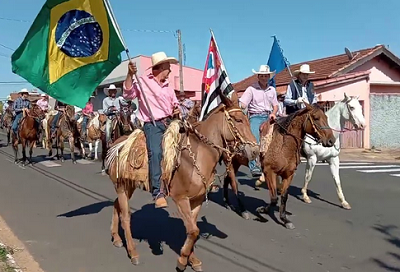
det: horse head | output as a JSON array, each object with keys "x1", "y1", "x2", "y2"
[
  {"x1": 31, "y1": 104, "x2": 45, "y2": 119},
  {"x1": 342, "y1": 93, "x2": 365, "y2": 129},
  {"x1": 214, "y1": 90, "x2": 259, "y2": 161},
  {"x1": 118, "y1": 100, "x2": 133, "y2": 134},
  {"x1": 302, "y1": 102, "x2": 335, "y2": 147},
  {"x1": 65, "y1": 105, "x2": 76, "y2": 120}
]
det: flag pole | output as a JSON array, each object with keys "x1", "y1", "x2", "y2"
[
  {"x1": 272, "y1": 35, "x2": 301, "y2": 97},
  {"x1": 103, "y1": 0, "x2": 157, "y2": 127}
]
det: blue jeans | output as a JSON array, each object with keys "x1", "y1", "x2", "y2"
[
  {"x1": 143, "y1": 120, "x2": 168, "y2": 198},
  {"x1": 81, "y1": 115, "x2": 89, "y2": 134},
  {"x1": 51, "y1": 112, "x2": 61, "y2": 132},
  {"x1": 248, "y1": 114, "x2": 270, "y2": 171},
  {"x1": 12, "y1": 112, "x2": 23, "y2": 135}
]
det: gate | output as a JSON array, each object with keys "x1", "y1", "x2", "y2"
[{"x1": 317, "y1": 101, "x2": 364, "y2": 148}]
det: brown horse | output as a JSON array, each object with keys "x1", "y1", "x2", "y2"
[
  {"x1": 45, "y1": 105, "x2": 81, "y2": 163},
  {"x1": 257, "y1": 102, "x2": 335, "y2": 229},
  {"x1": 104, "y1": 91, "x2": 259, "y2": 271},
  {"x1": 2, "y1": 107, "x2": 14, "y2": 145},
  {"x1": 11, "y1": 104, "x2": 45, "y2": 165},
  {"x1": 101, "y1": 100, "x2": 136, "y2": 174},
  {"x1": 77, "y1": 112, "x2": 107, "y2": 160},
  {"x1": 188, "y1": 98, "x2": 253, "y2": 219}
]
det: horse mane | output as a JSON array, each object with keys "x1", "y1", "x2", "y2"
[
  {"x1": 275, "y1": 104, "x2": 321, "y2": 134},
  {"x1": 161, "y1": 120, "x2": 183, "y2": 184}
]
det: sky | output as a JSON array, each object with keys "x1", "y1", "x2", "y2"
[{"x1": 0, "y1": 0, "x2": 400, "y2": 99}]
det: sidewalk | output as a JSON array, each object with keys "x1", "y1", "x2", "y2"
[{"x1": 339, "y1": 148, "x2": 400, "y2": 163}]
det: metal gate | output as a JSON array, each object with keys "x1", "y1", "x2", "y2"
[{"x1": 317, "y1": 101, "x2": 364, "y2": 148}]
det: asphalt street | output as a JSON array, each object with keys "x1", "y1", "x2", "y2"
[{"x1": 0, "y1": 133, "x2": 399, "y2": 272}]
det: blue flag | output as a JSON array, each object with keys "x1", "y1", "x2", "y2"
[{"x1": 267, "y1": 36, "x2": 287, "y2": 87}]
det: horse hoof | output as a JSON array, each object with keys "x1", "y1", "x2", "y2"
[
  {"x1": 241, "y1": 211, "x2": 250, "y2": 220},
  {"x1": 176, "y1": 260, "x2": 186, "y2": 272},
  {"x1": 342, "y1": 202, "x2": 351, "y2": 210},
  {"x1": 285, "y1": 222, "x2": 295, "y2": 230},
  {"x1": 303, "y1": 197, "x2": 312, "y2": 204},
  {"x1": 131, "y1": 256, "x2": 139, "y2": 265},
  {"x1": 72, "y1": 160, "x2": 77, "y2": 164},
  {"x1": 256, "y1": 206, "x2": 267, "y2": 214},
  {"x1": 113, "y1": 240, "x2": 123, "y2": 248},
  {"x1": 190, "y1": 264, "x2": 203, "y2": 272}
]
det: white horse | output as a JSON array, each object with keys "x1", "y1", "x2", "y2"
[{"x1": 301, "y1": 93, "x2": 366, "y2": 209}]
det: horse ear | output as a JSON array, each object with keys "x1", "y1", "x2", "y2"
[
  {"x1": 304, "y1": 101, "x2": 313, "y2": 111},
  {"x1": 344, "y1": 92, "x2": 350, "y2": 101},
  {"x1": 229, "y1": 91, "x2": 239, "y2": 106},
  {"x1": 219, "y1": 91, "x2": 233, "y2": 108}
]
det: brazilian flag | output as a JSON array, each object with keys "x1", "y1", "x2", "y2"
[{"x1": 11, "y1": 0, "x2": 125, "y2": 108}]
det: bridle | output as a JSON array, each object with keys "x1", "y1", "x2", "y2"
[{"x1": 180, "y1": 106, "x2": 258, "y2": 201}]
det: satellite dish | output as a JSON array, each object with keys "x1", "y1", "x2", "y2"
[{"x1": 344, "y1": 47, "x2": 353, "y2": 60}]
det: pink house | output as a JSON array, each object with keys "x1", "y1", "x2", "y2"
[
  {"x1": 92, "y1": 54, "x2": 203, "y2": 110},
  {"x1": 234, "y1": 45, "x2": 400, "y2": 149}
]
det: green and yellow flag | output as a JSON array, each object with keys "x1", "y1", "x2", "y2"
[{"x1": 11, "y1": 0, "x2": 125, "y2": 108}]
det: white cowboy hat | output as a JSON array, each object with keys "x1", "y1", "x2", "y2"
[
  {"x1": 147, "y1": 51, "x2": 178, "y2": 70},
  {"x1": 40, "y1": 93, "x2": 47, "y2": 97},
  {"x1": 293, "y1": 64, "x2": 315, "y2": 76},
  {"x1": 18, "y1": 88, "x2": 29, "y2": 94},
  {"x1": 104, "y1": 84, "x2": 121, "y2": 96},
  {"x1": 252, "y1": 65, "x2": 276, "y2": 77}
]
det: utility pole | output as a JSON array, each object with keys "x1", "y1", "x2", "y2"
[{"x1": 177, "y1": 29, "x2": 184, "y2": 98}]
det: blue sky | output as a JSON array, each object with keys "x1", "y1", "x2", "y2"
[{"x1": 0, "y1": 0, "x2": 399, "y2": 98}]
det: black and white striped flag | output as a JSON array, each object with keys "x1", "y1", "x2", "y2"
[{"x1": 199, "y1": 32, "x2": 234, "y2": 121}]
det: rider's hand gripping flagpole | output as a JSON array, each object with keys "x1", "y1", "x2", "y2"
[{"x1": 103, "y1": 0, "x2": 157, "y2": 127}]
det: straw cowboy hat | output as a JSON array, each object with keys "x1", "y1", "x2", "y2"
[
  {"x1": 18, "y1": 88, "x2": 29, "y2": 94},
  {"x1": 252, "y1": 65, "x2": 276, "y2": 77},
  {"x1": 104, "y1": 84, "x2": 121, "y2": 96},
  {"x1": 147, "y1": 51, "x2": 178, "y2": 70},
  {"x1": 293, "y1": 64, "x2": 315, "y2": 76}
]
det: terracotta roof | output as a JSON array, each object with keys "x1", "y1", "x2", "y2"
[
  {"x1": 233, "y1": 45, "x2": 385, "y2": 92},
  {"x1": 9, "y1": 93, "x2": 41, "y2": 103}
]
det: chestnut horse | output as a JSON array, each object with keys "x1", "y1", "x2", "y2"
[
  {"x1": 77, "y1": 112, "x2": 107, "y2": 160},
  {"x1": 257, "y1": 102, "x2": 335, "y2": 229},
  {"x1": 188, "y1": 99, "x2": 253, "y2": 219},
  {"x1": 101, "y1": 101, "x2": 136, "y2": 174},
  {"x1": 11, "y1": 104, "x2": 45, "y2": 165},
  {"x1": 45, "y1": 105, "x2": 81, "y2": 163},
  {"x1": 104, "y1": 91, "x2": 259, "y2": 271}
]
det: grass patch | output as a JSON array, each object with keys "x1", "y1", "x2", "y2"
[{"x1": 0, "y1": 245, "x2": 16, "y2": 272}]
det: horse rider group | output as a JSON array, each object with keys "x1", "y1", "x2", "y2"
[{"x1": 239, "y1": 63, "x2": 317, "y2": 177}]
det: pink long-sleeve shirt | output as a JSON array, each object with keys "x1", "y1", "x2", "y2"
[
  {"x1": 239, "y1": 83, "x2": 279, "y2": 114},
  {"x1": 123, "y1": 73, "x2": 179, "y2": 122},
  {"x1": 82, "y1": 102, "x2": 93, "y2": 115},
  {"x1": 36, "y1": 98, "x2": 48, "y2": 111}
]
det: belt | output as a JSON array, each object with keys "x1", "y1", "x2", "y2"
[
  {"x1": 144, "y1": 115, "x2": 172, "y2": 126},
  {"x1": 249, "y1": 111, "x2": 271, "y2": 117}
]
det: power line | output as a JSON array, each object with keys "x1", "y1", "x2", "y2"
[
  {"x1": 0, "y1": 16, "x2": 174, "y2": 33},
  {"x1": 0, "y1": 43, "x2": 15, "y2": 51}
]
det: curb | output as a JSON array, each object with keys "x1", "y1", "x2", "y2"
[{"x1": 0, "y1": 242, "x2": 23, "y2": 272}]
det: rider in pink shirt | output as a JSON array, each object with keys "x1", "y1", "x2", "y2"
[
  {"x1": 36, "y1": 94, "x2": 49, "y2": 112},
  {"x1": 80, "y1": 96, "x2": 94, "y2": 139}
]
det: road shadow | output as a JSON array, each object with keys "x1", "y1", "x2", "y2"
[
  {"x1": 128, "y1": 204, "x2": 228, "y2": 256},
  {"x1": 371, "y1": 224, "x2": 400, "y2": 271},
  {"x1": 57, "y1": 200, "x2": 113, "y2": 217}
]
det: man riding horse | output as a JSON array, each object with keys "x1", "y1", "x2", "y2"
[
  {"x1": 122, "y1": 51, "x2": 181, "y2": 209},
  {"x1": 79, "y1": 96, "x2": 94, "y2": 141},
  {"x1": 102, "y1": 84, "x2": 126, "y2": 147},
  {"x1": 1, "y1": 95, "x2": 14, "y2": 129},
  {"x1": 50, "y1": 99, "x2": 68, "y2": 138},
  {"x1": 239, "y1": 65, "x2": 278, "y2": 177},
  {"x1": 11, "y1": 89, "x2": 31, "y2": 141}
]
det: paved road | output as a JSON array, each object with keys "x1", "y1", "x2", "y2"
[{"x1": 0, "y1": 134, "x2": 399, "y2": 272}]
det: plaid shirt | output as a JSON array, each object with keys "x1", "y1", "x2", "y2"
[{"x1": 13, "y1": 97, "x2": 31, "y2": 113}]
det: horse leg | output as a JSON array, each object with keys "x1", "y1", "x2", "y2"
[
  {"x1": 68, "y1": 136, "x2": 76, "y2": 164},
  {"x1": 116, "y1": 186, "x2": 139, "y2": 265},
  {"x1": 257, "y1": 168, "x2": 279, "y2": 215},
  {"x1": 29, "y1": 140, "x2": 35, "y2": 164},
  {"x1": 279, "y1": 174, "x2": 295, "y2": 230},
  {"x1": 7, "y1": 128, "x2": 10, "y2": 145},
  {"x1": 88, "y1": 142, "x2": 93, "y2": 159},
  {"x1": 80, "y1": 141, "x2": 86, "y2": 159},
  {"x1": 94, "y1": 139, "x2": 99, "y2": 160},
  {"x1": 21, "y1": 138, "x2": 27, "y2": 165},
  {"x1": 12, "y1": 135, "x2": 18, "y2": 163},
  {"x1": 174, "y1": 197, "x2": 202, "y2": 272},
  {"x1": 101, "y1": 135, "x2": 107, "y2": 174},
  {"x1": 301, "y1": 155, "x2": 317, "y2": 204},
  {"x1": 187, "y1": 199, "x2": 204, "y2": 272},
  {"x1": 329, "y1": 156, "x2": 351, "y2": 210},
  {"x1": 111, "y1": 185, "x2": 134, "y2": 249}
]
